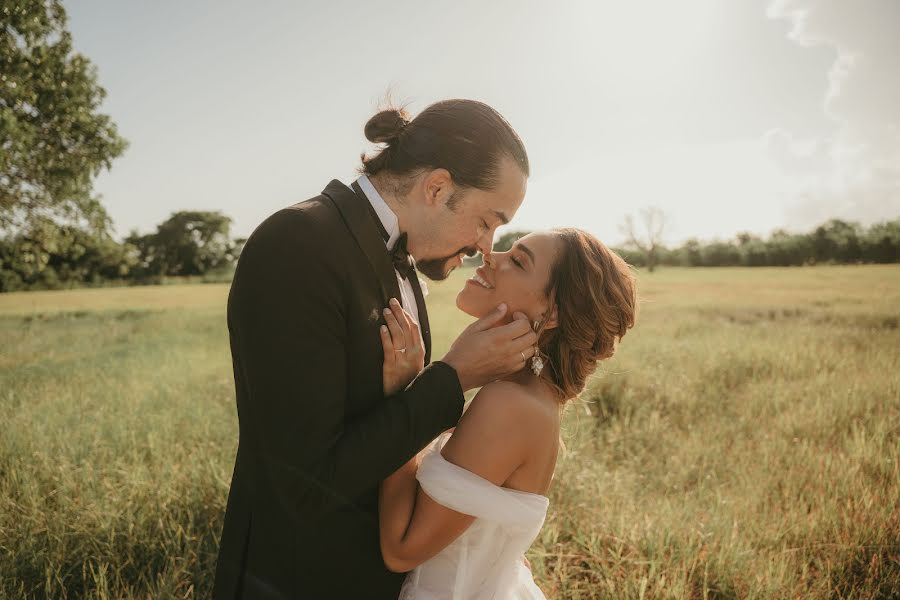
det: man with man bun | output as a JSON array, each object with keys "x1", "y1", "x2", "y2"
[{"x1": 214, "y1": 99, "x2": 535, "y2": 599}]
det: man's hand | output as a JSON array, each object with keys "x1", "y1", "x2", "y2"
[{"x1": 441, "y1": 304, "x2": 538, "y2": 391}]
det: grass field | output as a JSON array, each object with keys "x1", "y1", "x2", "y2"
[{"x1": 1, "y1": 265, "x2": 898, "y2": 599}]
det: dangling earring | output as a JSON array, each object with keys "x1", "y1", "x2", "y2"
[{"x1": 531, "y1": 320, "x2": 544, "y2": 376}]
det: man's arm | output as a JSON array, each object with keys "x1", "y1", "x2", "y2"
[{"x1": 230, "y1": 209, "x2": 464, "y2": 523}]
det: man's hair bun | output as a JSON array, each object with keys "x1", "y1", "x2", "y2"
[
  {"x1": 364, "y1": 108, "x2": 410, "y2": 144},
  {"x1": 359, "y1": 99, "x2": 530, "y2": 189}
]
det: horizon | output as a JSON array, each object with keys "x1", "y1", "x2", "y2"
[{"x1": 64, "y1": 0, "x2": 899, "y2": 246}]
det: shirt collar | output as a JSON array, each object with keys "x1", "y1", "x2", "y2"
[{"x1": 355, "y1": 174, "x2": 400, "y2": 250}]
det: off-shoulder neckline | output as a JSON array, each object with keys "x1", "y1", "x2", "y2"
[{"x1": 431, "y1": 432, "x2": 550, "y2": 503}]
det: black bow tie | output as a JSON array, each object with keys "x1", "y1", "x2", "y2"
[
  {"x1": 390, "y1": 233, "x2": 415, "y2": 280},
  {"x1": 352, "y1": 180, "x2": 416, "y2": 280}
]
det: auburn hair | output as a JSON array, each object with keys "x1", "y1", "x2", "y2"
[{"x1": 537, "y1": 228, "x2": 637, "y2": 401}]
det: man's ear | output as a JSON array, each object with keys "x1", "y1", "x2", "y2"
[{"x1": 422, "y1": 168, "x2": 454, "y2": 207}]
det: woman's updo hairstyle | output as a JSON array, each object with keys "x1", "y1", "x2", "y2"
[
  {"x1": 537, "y1": 228, "x2": 637, "y2": 401},
  {"x1": 360, "y1": 100, "x2": 529, "y2": 199}
]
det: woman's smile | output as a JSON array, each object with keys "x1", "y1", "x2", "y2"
[{"x1": 467, "y1": 268, "x2": 495, "y2": 289}]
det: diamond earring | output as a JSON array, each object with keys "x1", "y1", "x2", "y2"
[
  {"x1": 531, "y1": 320, "x2": 544, "y2": 376},
  {"x1": 531, "y1": 353, "x2": 544, "y2": 377}
]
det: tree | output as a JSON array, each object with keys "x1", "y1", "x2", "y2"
[
  {"x1": 620, "y1": 207, "x2": 668, "y2": 272},
  {"x1": 681, "y1": 238, "x2": 703, "y2": 266},
  {"x1": 736, "y1": 232, "x2": 769, "y2": 266},
  {"x1": 0, "y1": 0, "x2": 127, "y2": 244},
  {"x1": 127, "y1": 211, "x2": 238, "y2": 277},
  {"x1": 812, "y1": 219, "x2": 863, "y2": 263},
  {"x1": 0, "y1": 217, "x2": 136, "y2": 291},
  {"x1": 702, "y1": 240, "x2": 742, "y2": 266},
  {"x1": 493, "y1": 230, "x2": 530, "y2": 253},
  {"x1": 861, "y1": 219, "x2": 900, "y2": 263}
]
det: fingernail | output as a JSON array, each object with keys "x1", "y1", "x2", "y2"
[
  {"x1": 390, "y1": 298, "x2": 399, "y2": 306},
  {"x1": 380, "y1": 325, "x2": 387, "y2": 333},
  {"x1": 384, "y1": 308, "x2": 391, "y2": 315},
  {"x1": 497, "y1": 303, "x2": 508, "y2": 313}
]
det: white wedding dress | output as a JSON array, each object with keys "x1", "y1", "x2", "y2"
[{"x1": 398, "y1": 432, "x2": 549, "y2": 600}]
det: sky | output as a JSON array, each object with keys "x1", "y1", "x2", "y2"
[{"x1": 64, "y1": 0, "x2": 900, "y2": 246}]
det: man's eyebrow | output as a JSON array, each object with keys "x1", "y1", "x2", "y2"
[
  {"x1": 492, "y1": 210, "x2": 510, "y2": 225},
  {"x1": 515, "y1": 242, "x2": 535, "y2": 264}
]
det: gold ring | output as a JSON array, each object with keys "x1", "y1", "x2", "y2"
[{"x1": 521, "y1": 351, "x2": 526, "y2": 362}]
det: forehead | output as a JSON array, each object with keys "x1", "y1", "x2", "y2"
[
  {"x1": 464, "y1": 156, "x2": 527, "y2": 220},
  {"x1": 516, "y1": 232, "x2": 561, "y2": 268}
]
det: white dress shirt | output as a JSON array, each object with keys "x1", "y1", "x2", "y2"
[{"x1": 353, "y1": 175, "x2": 421, "y2": 326}]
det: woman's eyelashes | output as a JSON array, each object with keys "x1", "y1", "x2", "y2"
[{"x1": 511, "y1": 255, "x2": 524, "y2": 269}]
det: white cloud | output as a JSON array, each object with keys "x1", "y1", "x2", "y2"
[{"x1": 766, "y1": 0, "x2": 900, "y2": 227}]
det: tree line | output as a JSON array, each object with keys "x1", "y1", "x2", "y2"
[
  {"x1": 0, "y1": 211, "x2": 245, "y2": 292},
  {"x1": 492, "y1": 217, "x2": 900, "y2": 270},
  {"x1": 1, "y1": 1, "x2": 897, "y2": 293},
  {"x1": 618, "y1": 218, "x2": 900, "y2": 269},
  {"x1": 1, "y1": 2, "x2": 247, "y2": 292}
]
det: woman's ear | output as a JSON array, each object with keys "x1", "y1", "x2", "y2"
[{"x1": 542, "y1": 304, "x2": 559, "y2": 330}]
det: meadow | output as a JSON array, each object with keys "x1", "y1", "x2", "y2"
[{"x1": 0, "y1": 265, "x2": 898, "y2": 599}]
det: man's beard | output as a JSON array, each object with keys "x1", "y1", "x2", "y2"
[{"x1": 416, "y1": 247, "x2": 479, "y2": 281}]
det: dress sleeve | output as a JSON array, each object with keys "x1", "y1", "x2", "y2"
[{"x1": 415, "y1": 433, "x2": 549, "y2": 528}]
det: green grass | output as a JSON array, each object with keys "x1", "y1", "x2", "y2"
[{"x1": 1, "y1": 266, "x2": 898, "y2": 599}]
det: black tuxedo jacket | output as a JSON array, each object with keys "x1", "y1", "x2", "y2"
[{"x1": 213, "y1": 180, "x2": 464, "y2": 599}]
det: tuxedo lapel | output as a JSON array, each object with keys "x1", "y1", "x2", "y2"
[
  {"x1": 324, "y1": 179, "x2": 433, "y2": 364},
  {"x1": 322, "y1": 180, "x2": 401, "y2": 306},
  {"x1": 408, "y1": 274, "x2": 432, "y2": 365}
]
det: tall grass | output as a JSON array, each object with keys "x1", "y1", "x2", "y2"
[{"x1": 1, "y1": 266, "x2": 898, "y2": 598}]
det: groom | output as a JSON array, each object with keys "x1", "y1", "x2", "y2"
[{"x1": 213, "y1": 99, "x2": 535, "y2": 599}]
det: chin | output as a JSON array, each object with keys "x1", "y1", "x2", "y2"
[{"x1": 456, "y1": 288, "x2": 490, "y2": 319}]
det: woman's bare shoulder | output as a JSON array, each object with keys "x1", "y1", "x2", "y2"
[
  {"x1": 441, "y1": 380, "x2": 554, "y2": 485},
  {"x1": 455, "y1": 381, "x2": 557, "y2": 449},
  {"x1": 471, "y1": 380, "x2": 557, "y2": 421}
]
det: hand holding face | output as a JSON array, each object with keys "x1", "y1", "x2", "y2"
[
  {"x1": 380, "y1": 298, "x2": 426, "y2": 396},
  {"x1": 440, "y1": 303, "x2": 538, "y2": 392}
]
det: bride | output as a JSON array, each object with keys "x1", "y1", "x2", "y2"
[{"x1": 376, "y1": 228, "x2": 637, "y2": 599}]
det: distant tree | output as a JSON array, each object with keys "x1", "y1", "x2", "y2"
[
  {"x1": 620, "y1": 207, "x2": 668, "y2": 272},
  {"x1": 861, "y1": 219, "x2": 900, "y2": 263},
  {"x1": 610, "y1": 245, "x2": 647, "y2": 267},
  {"x1": 765, "y1": 229, "x2": 813, "y2": 266},
  {"x1": 0, "y1": 0, "x2": 127, "y2": 269},
  {"x1": 681, "y1": 238, "x2": 703, "y2": 266},
  {"x1": 811, "y1": 219, "x2": 863, "y2": 263},
  {"x1": 493, "y1": 230, "x2": 531, "y2": 253},
  {"x1": 0, "y1": 218, "x2": 135, "y2": 291},
  {"x1": 127, "y1": 211, "x2": 238, "y2": 277},
  {"x1": 701, "y1": 240, "x2": 742, "y2": 266},
  {"x1": 736, "y1": 232, "x2": 769, "y2": 266}
]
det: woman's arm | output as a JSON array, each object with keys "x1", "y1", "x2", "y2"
[
  {"x1": 377, "y1": 381, "x2": 541, "y2": 573},
  {"x1": 377, "y1": 451, "x2": 429, "y2": 571}
]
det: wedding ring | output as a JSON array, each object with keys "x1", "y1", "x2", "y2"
[
  {"x1": 521, "y1": 351, "x2": 526, "y2": 362},
  {"x1": 397, "y1": 348, "x2": 407, "y2": 353}
]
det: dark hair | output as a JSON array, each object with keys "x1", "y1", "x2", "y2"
[
  {"x1": 537, "y1": 229, "x2": 637, "y2": 401},
  {"x1": 360, "y1": 100, "x2": 529, "y2": 195}
]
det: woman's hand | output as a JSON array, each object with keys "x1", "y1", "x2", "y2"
[{"x1": 380, "y1": 298, "x2": 425, "y2": 396}]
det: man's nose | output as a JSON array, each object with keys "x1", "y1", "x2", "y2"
[
  {"x1": 481, "y1": 247, "x2": 494, "y2": 267},
  {"x1": 476, "y1": 230, "x2": 495, "y2": 257}
]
